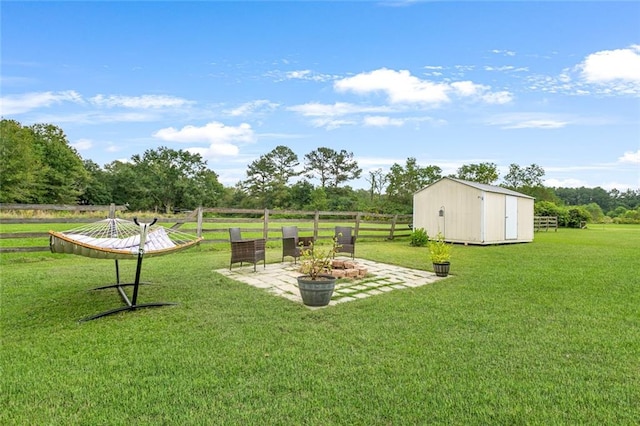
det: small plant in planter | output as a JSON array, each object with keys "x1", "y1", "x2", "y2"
[
  {"x1": 297, "y1": 237, "x2": 341, "y2": 306},
  {"x1": 429, "y1": 232, "x2": 452, "y2": 277}
]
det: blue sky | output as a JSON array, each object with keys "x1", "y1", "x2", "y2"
[{"x1": 2, "y1": 1, "x2": 639, "y2": 191}]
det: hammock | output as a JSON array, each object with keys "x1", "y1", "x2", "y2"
[
  {"x1": 49, "y1": 218, "x2": 203, "y2": 321},
  {"x1": 49, "y1": 218, "x2": 201, "y2": 259}
]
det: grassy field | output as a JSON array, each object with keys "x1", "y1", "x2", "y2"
[{"x1": 1, "y1": 225, "x2": 639, "y2": 424}]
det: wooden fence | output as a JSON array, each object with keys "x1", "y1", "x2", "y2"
[
  {"x1": 534, "y1": 216, "x2": 558, "y2": 232},
  {"x1": 0, "y1": 204, "x2": 413, "y2": 253}
]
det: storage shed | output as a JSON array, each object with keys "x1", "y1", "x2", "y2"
[{"x1": 413, "y1": 177, "x2": 534, "y2": 245}]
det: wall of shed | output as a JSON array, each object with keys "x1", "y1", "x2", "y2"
[
  {"x1": 413, "y1": 179, "x2": 534, "y2": 245},
  {"x1": 413, "y1": 179, "x2": 483, "y2": 243},
  {"x1": 517, "y1": 197, "x2": 535, "y2": 242}
]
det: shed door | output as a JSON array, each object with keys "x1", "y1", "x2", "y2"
[{"x1": 505, "y1": 196, "x2": 518, "y2": 240}]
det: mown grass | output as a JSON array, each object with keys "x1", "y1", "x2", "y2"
[{"x1": 1, "y1": 225, "x2": 639, "y2": 424}]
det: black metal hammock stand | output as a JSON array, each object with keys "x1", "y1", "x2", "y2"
[{"x1": 49, "y1": 217, "x2": 202, "y2": 321}]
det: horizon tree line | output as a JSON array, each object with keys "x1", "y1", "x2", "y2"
[{"x1": 1, "y1": 119, "x2": 638, "y2": 219}]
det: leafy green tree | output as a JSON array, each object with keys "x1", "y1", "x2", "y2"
[
  {"x1": 242, "y1": 145, "x2": 300, "y2": 208},
  {"x1": 503, "y1": 163, "x2": 545, "y2": 188},
  {"x1": 304, "y1": 147, "x2": 361, "y2": 188},
  {"x1": 79, "y1": 160, "x2": 112, "y2": 205},
  {"x1": 131, "y1": 146, "x2": 220, "y2": 213},
  {"x1": 0, "y1": 119, "x2": 40, "y2": 202},
  {"x1": 307, "y1": 186, "x2": 329, "y2": 210},
  {"x1": 325, "y1": 186, "x2": 358, "y2": 211},
  {"x1": 534, "y1": 201, "x2": 568, "y2": 224},
  {"x1": 386, "y1": 157, "x2": 441, "y2": 213},
  {"x1": 566, "y1": 207, "x2": 591, "y2": 228},
  {"x1": 455, "y1": 162, "x2": 499, "y2": 184},
  {"x1": 30, "y1": 123, "x2": 89, "y2": 203},
  {"x1": 612, "y1": 188, "x2": 640, "y2": 210},
  {"x1": 554, "y1": 186, "x2": 616, "y2": 212},
  {"x1": 583, "y1": 202, "x2": 605, "y2": 223},
  {"x1": 366, "y1": 168, "x2": 388, "y2": 201},
  {"x1": 621, "y1": 207, "x2": 640, "y2": 223},
  {"x1": 268, "y1": 145, "x2": 300, "y2": 184},
  {"x1": 286, "y1": 180, "x2": 313, "y2": 210},
  {"x1": 524, "y1": 186, "x2": 560, "y2": 203},
  {"x1": 243, "y1": 155, "x2": 276, "y2": 207},
  {"x1": 104, "y1": 160, "x2": 144, "y2": 208},
  {"x1": 181, "y1": 169, "x2": 224, "y2": 209}
]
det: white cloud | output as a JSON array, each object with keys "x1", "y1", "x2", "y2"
[
  {"x1": 288, "y1": 102, "x2": 391, "y2": 117},
  {"x1": 544, "y1": 178, "x2": 588, "y2": 188},
  {"x1": 363, "y1": 116, "x2": 404, "y2": 127},
  {"x1": 334, "y1": 68, "x2": 450, "y2": 104},
  {"x1": 491, "y1": 49, "x2": 516, "y2": 57},
  {"x1": 356, "y1": 156, "x2": 404, "y2": 167},
  {"x1": 0, "y1": 90, "x2": 83, "y2": 115},
  {"x1": 153, "y1": 121, "x2": 255, "y2": 156},
  {"x1": 504, "y1": 119, "x2": 568, "y2": 129},
  {"x1": 334, "y1": 68, "x2": 512, "y2": 105},
  {"x1": 33, "y1": 111, "x2": 158, "y2": 124},
  {"x1": 485, "y1": 66, "x2": 514, "y2": 72},
  {"x1": 487, "y1": 113, "x2": 569, "y2": 129},
  {"x1": 310, "y1": 118, "x2": 358, "y2": 130},
  {"x1": 90, "y1": 94, "x2": 192, "y2": 108},
  {"x1": 286, "y1": 70, "x2": 311, "y2": 79},
  {"x1": 187, "y1": 144, "x2": 240, "y2": 158},
  {"x1": 481, "y1": 91, "x2": 514, "y2": 104},
  {"x1": 267, "y1": 69, "x2": 334, "y2": 82},
  {"x1": 227, "y1": 100, "x2": 279, "y2": 116},
  {"x1": 451, "y1": 81, "x2": 513, "y2": 104},
  {"x1": 450, "y1": 81, "x2": 483, "y2": 97},
  {"x1": 525, "y1": 45, "x2": 640, "y2": 96},
  {"x1": 618, "y1": 149, "x2": 640, "y2": 164},
  {"x1": 71, "y1": 138, "x2": 93, "y2": 151},
  {"x1": 579, "y1": 45, "x2": 640, "y2": 83},
  {"x1": 285, "y1": 69, "x2": 334, "y2": 82}
]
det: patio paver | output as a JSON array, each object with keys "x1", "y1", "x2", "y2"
[{"x1": 215, "y1": 257, "x2": 449, "y2": 308}]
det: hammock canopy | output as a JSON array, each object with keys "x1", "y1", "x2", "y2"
[{"x1": 49, "y1": 218, "x2": 202, "y2": 259}]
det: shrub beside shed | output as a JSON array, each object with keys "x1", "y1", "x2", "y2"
[{"x1": 413, "y1": 177, "x2": 535, "y2": 245}]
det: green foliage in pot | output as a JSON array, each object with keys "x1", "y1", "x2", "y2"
[
  {"x1": 409, "y1": 227, "x2": 429, "y2": 247},
  {"x1": 299, "y1": 237, "x2": 341, "y2": 280},
  {"x1": 429, "y1": 232, "x2": 451, "y2": 264}
]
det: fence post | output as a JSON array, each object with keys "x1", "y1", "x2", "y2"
[
  {"x1": 196, "y1": 207, "x2": 203, "y2": 238},
  {"x1": 263, "y1": 209, "x2": 269, "y2": 240},
  {"x1": 314, "y1": 211, "x2": 320, "y2": 240},
  {"x1": 389, "y1": 214, "x2": 398, "y2": 240},
  {"x1": 109, "y1": 203, "x2": 116, "y2": 219},
  {"x1": 355, "y1": 212, "x2": 361, "y2": 237}
]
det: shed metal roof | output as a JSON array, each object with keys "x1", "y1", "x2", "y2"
[{"x1": 416, "y1": 177, "x2": 535, "y2": 199}]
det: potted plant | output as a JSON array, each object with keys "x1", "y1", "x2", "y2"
[
  {"x1": 429, "y1": 232, "x2": 451, "y2": 277},
  {"x1": 297, "y1": 237, "x2": 340, "y2": 306}
]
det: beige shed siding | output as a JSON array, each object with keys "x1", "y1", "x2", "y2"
[
  {"x1": 414, "y1": 178, "x2": 483, "y2": 243},
  {"x1": 413, "y1": 177, "x2": 534, "y2": 245},
  {"x1": 517, "y1": 197, "x2": 534, "y2": 242}
]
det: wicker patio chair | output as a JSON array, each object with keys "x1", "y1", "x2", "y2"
[
  {"x1": 334, "y1": 226, "x2": 356, "y2": 259},
  {"x1": 229, "y1": 227, "x2": 266, "y2": 272},
  {"x1": 281, "y1": 226, "x2": 314, "y2": 263}
]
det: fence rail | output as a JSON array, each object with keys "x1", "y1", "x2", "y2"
[
  {"x1": 534, "y1": 216, "x2": 558, "y2": 232},
  {"x1": 0, "y1": 204, "x2": 413, "y2": 253}
]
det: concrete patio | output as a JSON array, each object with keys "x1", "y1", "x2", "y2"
[{"x1": 215, "y1": 257, "x2": 448, "y2": 308}]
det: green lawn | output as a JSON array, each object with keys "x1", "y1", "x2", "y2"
[{"x1": 1, "y1": 226, "x2": 639, "y2": 424}]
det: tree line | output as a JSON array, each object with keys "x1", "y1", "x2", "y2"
[{"x1": 1, "y1": 119, "x2": 639, "y2": 223}]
